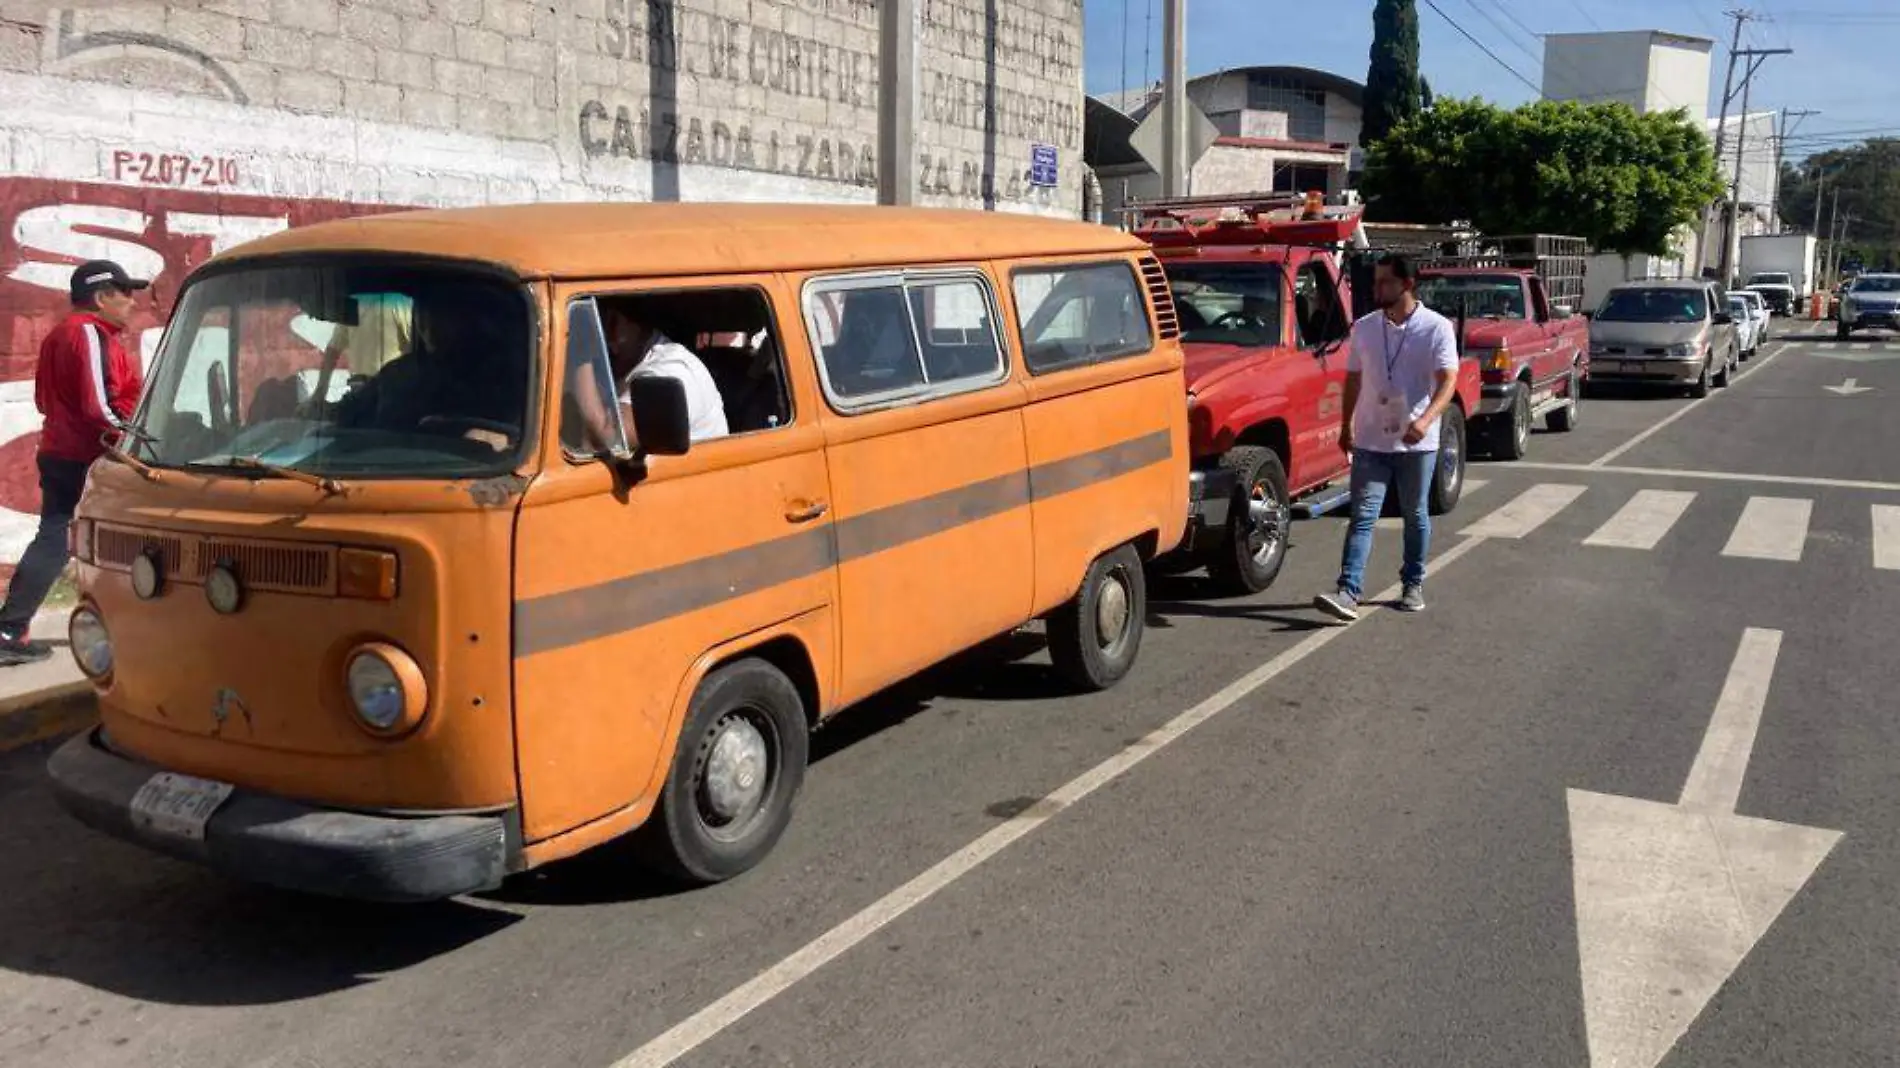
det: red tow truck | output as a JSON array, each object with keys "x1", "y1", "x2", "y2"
[
  {"x1": 1131, "y1": 193, "x2": 1482, "y2": 595},
  {"x1": 1414, "y1": 235, "x2": 1590, "y2": 461}
]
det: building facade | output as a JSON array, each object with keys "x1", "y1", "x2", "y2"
[
  {"x1": 0, "y1": 0, "x2": 1084, "y2": 570},
  {"x1": 1087, "y1": 65, "x2": 1363, "y2": 223}
]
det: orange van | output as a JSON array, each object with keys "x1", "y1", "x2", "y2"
[{"x1": 47, "y1": 204, "x2": 1189, "y2": 901}]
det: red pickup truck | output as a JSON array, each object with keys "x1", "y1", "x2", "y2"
[
  {"x1": 1415, "y1": 237, "x2": 1590, "y2": 461},
  {"x1": 1132, "y1": 195, "x2": 1482, "y2": 595}
]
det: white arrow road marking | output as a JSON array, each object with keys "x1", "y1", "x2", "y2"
[
  {"x1": 1823, "y1": 377, "x2": 1872, "y2": 395},
  {"x1": 1569, "y1": 628, "x2": 1842, "y2": 1068}
]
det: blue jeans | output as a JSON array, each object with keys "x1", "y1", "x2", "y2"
[{"x1": 1335, "y1": 448, "x2": 1435, "y2": 599}]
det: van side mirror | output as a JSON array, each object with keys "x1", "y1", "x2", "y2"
[{"x1": 627, "y1": 375, "x2": 692, "y2": 458}]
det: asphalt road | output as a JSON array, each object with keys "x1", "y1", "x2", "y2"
[{"x1": 3, "y1": 327, "x2": 1898, "y2": 1068}]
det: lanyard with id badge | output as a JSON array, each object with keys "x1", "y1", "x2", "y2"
[{"x1": 1378, "y1": 314, "x2": 1414, "y2": 438}]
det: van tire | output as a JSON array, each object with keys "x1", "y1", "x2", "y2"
[
  {"x1": 1047, "y1": 544, "x2": 1146, "y2": 692},
  {"x1": 1204, "y1": 446, "x2": 1291, "y2": 595},
  {"x1": 637, "y1": 658, "x2": 808, "y2": 885}
]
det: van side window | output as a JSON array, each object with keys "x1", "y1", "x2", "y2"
[
  {"x1": 1011, "y1": 261, "x2": 1152, "y2": 374},
  {"x1": 559, "y1": 286, "x2": 793, "y2": 456},
  {"x1": 805, "y1": 271, "x2": 1005, "y2": 409}
]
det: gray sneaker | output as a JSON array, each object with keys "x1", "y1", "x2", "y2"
[
  {"x1": 1399, "y1": 584, "x2": 1426, "y2": 612},
  {"x1": 1313, "y1": 588, "x2": 1359, "y2": 623}
]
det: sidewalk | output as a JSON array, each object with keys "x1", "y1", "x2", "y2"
[{"x1": 0, "y1": 608, "x2": 95, "y2": 754}]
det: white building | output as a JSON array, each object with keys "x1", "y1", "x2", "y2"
[
  {"x1": 1540, "y1": 30, "x2": 1717, "y2": 301},
  {"x1": 1087, "y1": 66, "x2": 1364, "y2": 222},
  {"x1": 1704, "y1": 110, "x2": 1782, "y2": 271}
]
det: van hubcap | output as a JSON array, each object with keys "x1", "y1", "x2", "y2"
[
  {"x1": 701, "y1": 714, "x2": 770, "y2": 830},
  {"x1": 1096, "y1": 574, "x2": 1131, "y2": 648}
]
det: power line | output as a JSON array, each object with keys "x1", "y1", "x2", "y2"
[
  {"x1": 1458, "y1": 0, "x2": 1543, "y2": 65},
  {"x1": 1420, "y1": 0, "x2": 1542, "y2": 93}
]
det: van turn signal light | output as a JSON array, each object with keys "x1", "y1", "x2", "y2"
[{"x1": 338, "y1": 548, "x2": 399, "y2": 601}]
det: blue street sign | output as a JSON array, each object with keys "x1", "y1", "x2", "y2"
[{"x1": 1030, "y1": 144, "x2": 1058, "y2": 188}]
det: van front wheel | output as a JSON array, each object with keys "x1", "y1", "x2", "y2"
[
  {"x1": 1047, "y1": 544, "x2": 1147, "y2": 692},
  {"x1": 638, "y1": 658, "x2": 808, "y2": 885}
]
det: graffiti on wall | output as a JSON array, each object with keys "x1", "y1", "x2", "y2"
[{"x1": 0, "y1": 178, "x2": 401, "y2": 561}]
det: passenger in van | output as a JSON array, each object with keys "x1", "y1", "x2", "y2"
[
  {"x1": 332, "y1": 295, "x2": 523, "y2": 450},
  {"x1": 595, "y1": 304, "x2": 729, "y2": 443}
]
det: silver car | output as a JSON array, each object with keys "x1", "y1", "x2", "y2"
[
  {"x1": 1587, "y1": 280, "x2": 1740, "y2": 398},
  {"x1": 1838, "y1": 273, "x2": 1900, "y2": 339}
]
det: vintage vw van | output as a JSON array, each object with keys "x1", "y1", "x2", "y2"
[{"x1": 47, "y1": 203, "x2": 1188, "y2": 901}]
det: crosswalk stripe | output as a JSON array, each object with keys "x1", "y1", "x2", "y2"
[
  {"x1": 1851, "y1": 343, "x2": 1871, "y2": 351},
  {"x1": 1721, "y1": 497, "x2": 1812, "y2": 562},
  {"x1": 1874, "y1": 505, "x2": 1900, "y2": 570},
  {"x1": 1463, "y1": 484, "x2": 1587, "y2": 539},
  {"x1": 1582, "y1": 489, "x2": 1696, "y2": 550}
]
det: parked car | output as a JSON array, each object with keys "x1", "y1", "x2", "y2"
[
  {"x1": 1131, "y1": 195, "x2": 1481, "y2": 595},
  {"x1": 1735, "y1": 288, "x2": 1771, "y2": 345},
  {"x1": 1837, "y1": 273, "x2": 1900, "y2": 339},
  {"x1": 1415, "y1": 253, "x2": 1589, "y2": 461},
  {"x1": 1745, "y1": 271, "x2": 1799, "y2": 317},
  {"x1": 1588, "y1": 279, "x2": 1740, "y2": 398},
  {"x1": 1727, "y1": 292, "x2": 1762, "y2": 358}
]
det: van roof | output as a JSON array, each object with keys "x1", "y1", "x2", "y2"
[{"x1": 206, "y1": 203, "x2": 1146, "y2": 280}]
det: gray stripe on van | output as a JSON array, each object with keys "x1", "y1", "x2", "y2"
[{"x1": 513, "y1": 429, "x2": 1174, "y2": 656}]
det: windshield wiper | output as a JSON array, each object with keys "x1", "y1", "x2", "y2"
[
  {"x1": 102, "y1": 440, "x2": 163, "y2": 483},
  {"x1": 189, "y1": 456, "x2": 344, "y2": 496}
]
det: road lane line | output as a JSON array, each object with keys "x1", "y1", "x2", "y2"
[
  {"x1": 1582, "y1": 489, "x2": 1696, "y2": 550},
  {"x1": 1677, "y1": 627, "x2": 1782, "y2": 813},
  {"x1": 606, "y1": 533, "x2": 1496, "y2": 1068},
  {"x1": 1589, "y1": 341, "x2": 1790, "y2": 468},
  {"x1": 1460, "y1": 484, "x2": 1587, "y2": 539},
  {"x1": 1720, "y1": 497, "x2": 1813, "y2": 562},
  {"x1": 1509, "y1": 461, "x2": 1900, "y2": 494},
  {"x1": 1873, "y1": 505, "x2": 1900, "y2": 570}
]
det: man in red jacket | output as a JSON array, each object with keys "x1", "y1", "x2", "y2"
[{"x1": 0, "y1": 260, "x2": 147, "y2": 665}]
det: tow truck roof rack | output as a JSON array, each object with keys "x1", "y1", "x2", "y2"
[{"x1": 1125, "y1": 191, "x2": 1365, "y2": 250}]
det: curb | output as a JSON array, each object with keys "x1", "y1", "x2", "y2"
[{"x1": 0, "y1": 683, "x2": 97, "y2": 754}]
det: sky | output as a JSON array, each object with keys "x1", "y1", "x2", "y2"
[{"x1": 1080, "y1": 0, "x2": 1896, "y2": 163}]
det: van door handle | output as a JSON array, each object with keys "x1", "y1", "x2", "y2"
[{"x1": 785, "y1": 501, "x2": 829, "y2": 523}]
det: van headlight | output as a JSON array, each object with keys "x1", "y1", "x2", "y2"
[
  {"x1": 1664, "y1": 342, "x2": 1700, "y2": 358},
  {"x1": 344, "y1": 643, "x2": 428, "y2": 735},
  {"x1": 69, "y1": 607, "x2": 113, "y2": 680}
]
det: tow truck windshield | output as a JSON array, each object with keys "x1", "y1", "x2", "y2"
[
  {"x1": 1162, "y1": 262, "x2": 1286, "y2": 347},
  {"x1": 133, "y1": 261, "x2": 534, "y2": 479}
]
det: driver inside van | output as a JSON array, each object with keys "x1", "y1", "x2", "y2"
[{"x1": 332, "y1": 295, "x2": 522, "y2": 451}]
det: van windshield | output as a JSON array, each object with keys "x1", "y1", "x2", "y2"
[
  {"x1": 134, "y1": 262, "x2": 533, "y2": 479},
  {"x1": 1596, "y1": 288, "x2": 1707, "y2": 323}
]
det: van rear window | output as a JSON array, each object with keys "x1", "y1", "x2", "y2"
[{"x1": 1011, "y1": 262, "x2": 1153, "y2": 374}]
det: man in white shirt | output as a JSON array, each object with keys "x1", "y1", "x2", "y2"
[
  {"x1": 600, "y1": 305, "x2": 729, "y2": 443},
  {"x1": 1313, "y1": 254, "x2": 1461, "y2": 622}
]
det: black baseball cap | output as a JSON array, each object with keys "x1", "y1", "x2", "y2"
[{"x1": 69, "y1": 260, "x2": 150, "y2": 303}]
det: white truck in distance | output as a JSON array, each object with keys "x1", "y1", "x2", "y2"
[{"x1": 1739, "y1": 234, "x2": 1819, "y2": 316}]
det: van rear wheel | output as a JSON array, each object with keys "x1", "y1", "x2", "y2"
[
  {"x1": 1047, "y1": 544, "x2": 1146, "y2": 692},
  {"x1": 638, "y1": 658, "x2": 808, "y2": 885}
]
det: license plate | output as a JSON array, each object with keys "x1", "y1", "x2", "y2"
[{"x1": 129, "y1": 772, "x2": 234, "y2": 841}]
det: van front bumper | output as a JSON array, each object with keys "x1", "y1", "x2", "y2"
[{"x1": 48, "y1": 729, "x2": 512, "y2": 903}]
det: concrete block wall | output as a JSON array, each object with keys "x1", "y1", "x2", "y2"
[{"x1": 0, "y1": 0, "x2": 1085, "y2": 566}]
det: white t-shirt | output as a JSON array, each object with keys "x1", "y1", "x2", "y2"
[
  {"x1": 1343, "y1": 303, "x2": 1460, "y2": 454},
  {"x1": 619, "y1": 335, "x2": 729, "y2": 442}
]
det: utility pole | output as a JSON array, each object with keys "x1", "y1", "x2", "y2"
[
  {"x1": 1696, "y1": 12, "x2": 1748, "y2": 274},
  {"x1": 1824, "y1": 188, "x2": 1843, "y2": 287},
  {"x1": 877, "y1": 0, "x2": 917, "y2": 205},
  {"x1": 1810, "y1": 168, "x2": 1825, "y2": 237},
  {"x1": 1718, "y1": 44, "x2": 1793, "y2": 281},
  {"x1": 1771, "y1": 108, "x2": 1818, "y2": 231},
  {"x1": 1159, "y1": 0, "x2": 1187, "y2": 197}
]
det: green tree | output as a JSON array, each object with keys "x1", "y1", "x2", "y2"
[
  {"x1": 1362, "y1": 0, "x2": 1422, "y2": 147},
  {"x1": 1777, "y1": 140, "x2": 1900, "y2": 271},
  {"x1": 1360, "y1": 98, "x2": 1725, "y2": 256}
]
